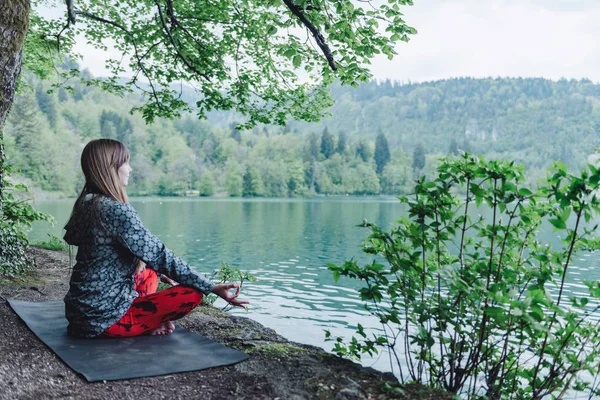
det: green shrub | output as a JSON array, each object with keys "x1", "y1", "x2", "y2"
[
  {"x1": 0, "y1": 222, "x2": 30, "y2": 277},
  {"x1": 35, "y1": 234, "x2": 67, "y2": 251},
  {"x1": 328, "y1": 153, "x2": 600, "y2": 399},
  {"x1": 0, "y1": 166, "x2": 54, "y2": 277},
  {"x1": 202, "y1": 262, "x2": 256, "y2": 311}
]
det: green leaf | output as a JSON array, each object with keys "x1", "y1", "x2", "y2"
[
  {"x1": 518, "y1": 188, "x2": 532, "y2": 196},
  {"x1": 292, "y1": 55, "x2": 302, "y2": 68},
  {"x1": 549, "y1": 218, "x2": 566, "y2": 230},
  {"x1": 283, "y1": 49, "x2": 296, "y2": 58},
  {"x1": 484, "y1": 306, "x2": 504, "y2": 319}
]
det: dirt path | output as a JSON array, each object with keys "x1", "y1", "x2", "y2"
[{"x1": 0, "y1": 247, "x2": 451, "y2": 400}]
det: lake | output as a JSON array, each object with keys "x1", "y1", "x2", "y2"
[{"x1": 28, "y1": 196, "x2": 600, "y2": 380}]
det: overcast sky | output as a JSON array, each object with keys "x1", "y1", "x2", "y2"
[{"x1": 70, "y1": 0, "x2": 599, "y2": 83}]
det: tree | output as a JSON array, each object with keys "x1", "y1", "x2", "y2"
[
  {"x1": 307, "y1": 133, "x2": 320, "y2": 160},
  {"x1": 316, "y1": 169, "x2": 334, "y2": 194},
  {"x1": 198, "y1": 172, "x2": 215, "y2": 196},
  {"x1": 0, "y1": 0, "x2": 30, "y2": 210},
  {"x1": 342, "y1": 164, "x2": 380, "y2": 194},
  {"x1": 356, "y1": 140, "x2": 371, "y2": 163},
  {"x1": 28, "y1": 0, "x2": 416, "y2": 126},
  {"x1": 225, "y1": 160, "x2": 243, "y2": 197},
  {"x1": 35, "y1": 84, "x2": 57, "y2": 128},
  {"x1": 448, "y1": 138, "x2": 459, "y2": 155},
  {"x1": 6, "y1": 92, "x2": 47, "y2": 183},
  {"x1": 230, "y1": 122, "x2": 242, "y2": 143},
  {"x1": 57, "y1": 86, "x2": 69, "y2": 103},
  {"x1": 242, "y1": 166, "x2": 265, "y2": 197},
  {"x1": 287, "y1": 160, "x2": 307, "y2": 196},
  {"x1": 413, "y1": 143, "x2": 426, "y2": 171},
  {"x1": 374, "y1": 132, "x2": 390, "y2": 174},
  {"x1": 320, "y1": 128, "x2": 335, "y2": 159},
  {"x1": 336, "y1": 132, "x2": 347, "y2": 154},
  {"x1": 380, "y1": 164, "x2": 408, "y2": 194}
]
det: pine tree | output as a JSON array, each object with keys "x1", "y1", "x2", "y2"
[
  {"x1": 356, "y1": 140, "x2": 371, "y2": 162},
  {"x1": 374, "y1": 132, "x2": 391, "y2": 174},
  {"x1": 6, "y1": 93, "x2": 47, "y2": 181},
  {"x1": 320, "y1": 128, "x2": 335, "y2": 159},
  {"x1": 35, "y1": 85, "x2": 57, "y2": 128},
  {"x1": 307, "y1": 133, "x2": 320, "y2": 160},
  {"x1": 58, "y1": 86, "x2": 69, "y2": 103},
  {"x1": 242, "y1": 168, "x2": 253, "y2": 196},
  {"x1": 336, "y1": 132, "x2": 347, "y2": 154},
  {"x1": 413, "y1": 143, "x2": 426, "y2": 171},
  {"x1": 231, "y1": 122, "x2": 242, "y2": 143}
]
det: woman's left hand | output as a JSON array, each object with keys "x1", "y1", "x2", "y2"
[{"x1": 212, "y1": 283, "x2": 250, "y2": 308}]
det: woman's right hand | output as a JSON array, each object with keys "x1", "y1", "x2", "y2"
[{"x1": 212, "y1": 283, "x2": 250, "y2": 308}]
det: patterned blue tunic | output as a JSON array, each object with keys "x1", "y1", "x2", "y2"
[{"x1": 63, "y1": 195, "x2": 215, "y2": 337}]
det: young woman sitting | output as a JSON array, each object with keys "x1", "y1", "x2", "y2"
[{"x1": 63, "y1": 139, "x2": 248, "y2": 338}]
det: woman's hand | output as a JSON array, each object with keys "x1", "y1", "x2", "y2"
[
  {"x1": 212, "y1": 283, "x2": 250, "y2": 308},
  {"x1": 160, "y1": 274, "x2": 178, "y2": 287}
]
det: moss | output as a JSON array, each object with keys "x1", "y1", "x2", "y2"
[
  {"x1": 192, "y1": 303, "x2": 227, "y2": 317},
  {"x1": 248, "y1": 343, "x2": 309, "y2": 357},
  {"x1": 219, "y1": 326, "x2": 242, "y2": 337}
]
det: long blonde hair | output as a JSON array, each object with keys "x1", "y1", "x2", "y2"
[{"x1": 66, "y1": 139, "x2": 145, "y2": 273}]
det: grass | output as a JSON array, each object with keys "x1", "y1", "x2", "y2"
[{"x1": 33, "y1": 234, "x2": 67, "y2": 251}]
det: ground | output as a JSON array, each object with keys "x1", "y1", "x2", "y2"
[{"x1": 0, "y1": 247, "x2": 454, "y2": 400}]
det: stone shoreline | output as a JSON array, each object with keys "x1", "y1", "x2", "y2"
[{"x1": 0, "y1": 247, "x2": 452, "y2": 400}]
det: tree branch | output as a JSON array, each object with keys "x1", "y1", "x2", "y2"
[
  {"x1": 164, "y1": 0, "x2": 210, "y2": 57},
  {"x1": 61, "y1": 1, "x2": 169, "y2": 113},
  {"x1": 281, "y1": 0, "x2": 336, "y2": 71},
  {"x1": 154, "y1": 0, "x2": 210, "y2": 81}
]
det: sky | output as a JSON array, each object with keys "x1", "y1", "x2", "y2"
[
  {"x1": 67, "y1": 0, "x2": 600, "y2": 84},
  {"x1": 369, "y1": 0, "x2": 599, "y2": 83}
]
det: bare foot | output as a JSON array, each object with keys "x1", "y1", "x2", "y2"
[
  {"x1": 149, "y1": 321, "x2": 176, "y2": 335},
  {"x1": 165, "y1": 321, "x2": 175, "y2": 334}
]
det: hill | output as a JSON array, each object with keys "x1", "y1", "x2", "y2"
[{"x1": 4, "y1": 73, "x2": 599, "y2": 198}]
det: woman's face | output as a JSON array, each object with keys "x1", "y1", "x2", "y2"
[{"x1": 118, "y1": 161, "x2": 132, "y2": 186}]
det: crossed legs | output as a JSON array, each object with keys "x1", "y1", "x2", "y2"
[{"x1": 104, "y1": 268, "x2": 203, "y2": 337}]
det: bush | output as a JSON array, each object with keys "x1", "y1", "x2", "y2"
[
  {"x1": 328, "y1": 153, "x2": 600, "y2": 399},
  {"x1": 0, "y1": 167, "x2": 54, "y2": 277},
  {"x1": 0, "y1": 222, "x2": 30, "y2": 277}
]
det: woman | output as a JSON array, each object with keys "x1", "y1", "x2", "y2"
[{"x1": 63, "y1": 139, "x2": 248, "y2": 338}]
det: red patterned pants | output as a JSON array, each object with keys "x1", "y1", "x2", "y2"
[{"x1": 104, "y1": 268, "x2": 203, "y2": 337}]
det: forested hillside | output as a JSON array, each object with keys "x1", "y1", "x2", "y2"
[{"x1": 5, "y1": 72, "x2": 600, "y2": 198}]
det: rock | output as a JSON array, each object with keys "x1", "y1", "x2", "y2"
[
  {"x1": 336, "y1": 388, "x2": 366, "y2": 400},
  {"x1": 339, "y1": 376, "x2": 360, "y2": 389}
]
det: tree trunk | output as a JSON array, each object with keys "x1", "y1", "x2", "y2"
[{"x1": 0, "y1": 0, "x2": 30, "y2": 214}]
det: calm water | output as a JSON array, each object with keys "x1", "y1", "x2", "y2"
[{"x1": 28, "y1": 197, "x2": 600, "y2": 380}]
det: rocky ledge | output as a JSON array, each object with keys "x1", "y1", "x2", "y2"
[{"x1": 0, "y1": 247, "x2": 451, "y2": 400}]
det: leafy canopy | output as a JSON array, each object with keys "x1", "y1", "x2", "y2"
[{"x1": 32, "y1": 0, "x2": 417, "y2": 127}]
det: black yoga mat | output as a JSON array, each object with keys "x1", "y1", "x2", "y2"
[{"x1": 8, "y1": 299, "x2": 248, "y2": 382}]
